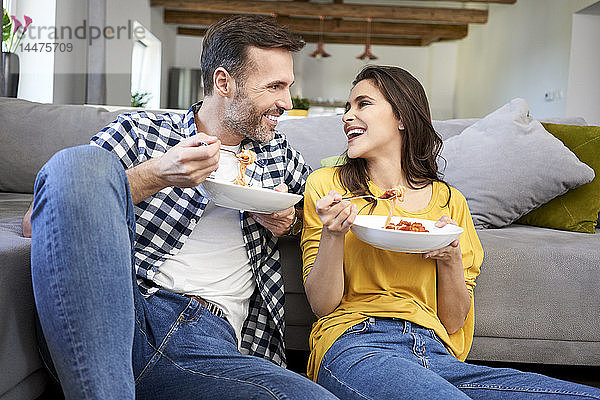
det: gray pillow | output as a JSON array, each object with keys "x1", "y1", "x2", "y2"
[
  {"x1": 433, "y1": 117, "x2": 587, "y2": 142},
  {"x1": 433, "y1": 118, "x2": 480, "y2": 141},
  {"x1": 440, "y1": 98, "x2": 595, "y2": 229}
]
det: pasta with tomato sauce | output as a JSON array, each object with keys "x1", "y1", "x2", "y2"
[
  {"x1": 381, "y1": 186, "x2": 407, "y2": 229},
  {"x1": 232, "y1": 149, "x2": 257, "y2": 186},
  {"x1": 384, "y1": 219, "x2": 429, "y2": 232}
]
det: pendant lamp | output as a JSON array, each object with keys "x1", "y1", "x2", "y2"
[
  {"x1": 357, "y1": 18, "x2": 378, "y2": 60},
  {"x1": 309, "y1": 16, "x2": 331, "y2": 58}
]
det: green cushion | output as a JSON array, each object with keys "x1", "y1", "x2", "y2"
[
  {"x1": 517, "y1": 123, "x2": 600, "y2": 233},
  {"x1": 320, "y1": 155, "x2": 347, "y2": 168}
]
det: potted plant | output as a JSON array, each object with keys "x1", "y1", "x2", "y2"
[
  {"x1": 289, "y1": 95, "x2": 310, "y2": 117},
  {"x1": 2, "y1": 9, "x2": 32, "y2": 97},
  {"x1": 131, "y1": 91, "x2": 152, "y2": 108}
]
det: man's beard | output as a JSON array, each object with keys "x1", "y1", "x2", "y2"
[{"x1": 223, "y1": 90, "x2": 276, "y2": 143}]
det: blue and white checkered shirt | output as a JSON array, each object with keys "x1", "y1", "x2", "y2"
[{"x1": 90, "y1": 103, "x2": 310, "y2": 366}]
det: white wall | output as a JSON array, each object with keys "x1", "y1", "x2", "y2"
[
  {"x1": 52, "y1": 0, "x2": 87, "y2": 105},
  {"x1": 566, "y1": 4, "x2": 600, "y2": 124},
  {"x1": 151, "y1": 7, "x2": 177, "y2": 108},
  {"x1": 173, "y1": 34, "x2": 458, "y2": 119},
  {"x1": 424, "y1": 42, "x2": 458, "y2": 120},
  {"x1": 294, "y1": 43, "x2": 428, "y2": 104},
  {"x1": 13, "y1": 0, "x2": 176, "y2": 106},
  {"x1": 174, "y1": 35, "x2": 203, "y2": 69},
  {"x1": 103, "y1": 1, "x2": 177, "y2": 107},
  {"x1": 104, "y1": 0, "x2": 150, "y2": 106},
  {"x1": 173, "y1": 0, "x2": 600, "y2": 120},
  {"x1": 455, "y1": 0, "x2": 598, "y2": 119},
  {"x1": 13, "y1": 0, "x2": 56, "y2": 103}
]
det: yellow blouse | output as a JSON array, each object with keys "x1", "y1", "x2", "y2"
[{"x1": 301, "y1": 167, "x2": 484, "y2": 381}]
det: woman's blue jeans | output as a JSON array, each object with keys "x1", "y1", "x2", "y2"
[
  {"x1": 317, "y1": 318, "x2": 600, "y2": 399},
  {"x1": 31, "y1": 145, "x2": 337, "y2": 400}
]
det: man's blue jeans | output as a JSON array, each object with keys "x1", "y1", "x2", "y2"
[
  {"x1": 317, "y1": 318, "x2": 600, "y2": 399},
  {"x1": 31, "y1": 145, "x2": 337, "y2": 400}
]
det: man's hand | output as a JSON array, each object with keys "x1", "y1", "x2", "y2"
[
  {"x1": 127, "y1": 133, "x2": 220, "y2": 204},
  {"x1": 156, "y1": 134, "x2": 221, "y2": 188},
  {"x1": 22, "y1": 201, "x2": 33, "y2": 238},
  {"x1": 248, "y1": 183, "x2": 296, "y2": 237}
]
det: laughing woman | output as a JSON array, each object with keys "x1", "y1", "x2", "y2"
[{"x1": 300, "y1": 65, "x2": 600, "y2": 400}]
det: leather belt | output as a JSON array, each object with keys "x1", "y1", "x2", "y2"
[{"x1": 184, "y1": 295, "x2": 226, "y2": 319}]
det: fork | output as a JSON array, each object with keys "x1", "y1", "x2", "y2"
[
  {"x1": 332, "y1": 194, "x2": 394, "y2": 204},
  {"x1": 195, "y1": 140, "x2": 238, "y2": 156},
  {"x1": 220, "y1": 147, "x2": 238, "y2": 155}
]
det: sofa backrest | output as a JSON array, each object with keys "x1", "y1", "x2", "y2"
[
  {"x1": 0, "y1": 97, "x2": 588, "y2": 195},
  {"x1": 0, "y1": 98, "x2": 124, "y2": 194},
  {"x1": 277, "y1": 115, "x2": 346, "y2": 170},
  {"x1": 276, "y1": 116, "x2": 488, "y2": 169}
]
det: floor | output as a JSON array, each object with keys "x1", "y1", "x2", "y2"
[{"x1": 36, "y1": 351, "x2": 600, "y2": 399}]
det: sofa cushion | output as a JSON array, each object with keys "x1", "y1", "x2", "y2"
[
  {"x1": 440, "y1": 98, "x2": 595, "y2": 229},
  {"x1": 516, "y1": 123, "x2": 600, "y2": 233},
  {"x1": 0, "y1": 193, "x2": 49, "y2": 398},
  {"x1": 474, "y1": 224, "x2": 600, "y2": 343},
  {"x1": 0, "y1": 98, "x2": 122, "y2": 194},
  {"x1": 279, "y1": 236, "x2": 316, "y2": 351}
]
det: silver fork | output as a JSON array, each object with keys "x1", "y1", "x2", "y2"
[
  {"x1": 196, "y1": 141, "x2": 238, "y2": 156},
  {"x1": 220, "y1": 147, "x2": 238, "y2": 155},
  {"x1": 332, "y1": 194, "x2": 394, "y2": 204}
]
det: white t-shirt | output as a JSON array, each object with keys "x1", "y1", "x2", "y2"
[{"x1": 154, "y1": 144, "x2": 255, "y2": 348}]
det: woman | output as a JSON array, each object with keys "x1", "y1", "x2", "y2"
[{"x1": 301, "y1": 65, "x2": 600, "y2": 399}]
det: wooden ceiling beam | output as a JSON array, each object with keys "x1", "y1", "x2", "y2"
[
  {"x1": 303, "y1": 33, "x2": 425, "y2": 46},
  {"x1": 404, "y1": 0, "x2": 514, "y2": 3},
  {"x1": 248, "y1": 0, "x2": 515, "y2": 2},
  {"x1": 152, "y1": 0, "x2": 488, "y2": 24},
  {"x1": 177, "y1": 27, "x2": 431, "y2": 46},
  {"x1": 165, "y1": 11, "x2": 468, "y2": 39}
]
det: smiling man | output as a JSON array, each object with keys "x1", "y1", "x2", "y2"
[{"x1": 27, "y1": 15, "x2": 337, "y2": 400}]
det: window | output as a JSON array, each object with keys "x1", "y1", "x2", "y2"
[{"x1": 130, "y1": 20, "x2": 161, "y2": 108}]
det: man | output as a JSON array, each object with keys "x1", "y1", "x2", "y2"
[{"x1": 28, "y1": 15, "x2": 337, "y2": 400}]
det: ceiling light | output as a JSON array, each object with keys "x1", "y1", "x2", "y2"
[
  {"x1": 357, "y1": 18, "x2": 378, "y2": 60},
  {"x1": 309, "y1": 16, "x2": 331, "y2": 58}
]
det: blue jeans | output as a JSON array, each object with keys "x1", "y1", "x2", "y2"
[
  {"x1": 31, "y1": 145, "x2": 337, "y2": 400},
  {"x1": 317, "y1": 318, "x2": 600, "y2": 399}
]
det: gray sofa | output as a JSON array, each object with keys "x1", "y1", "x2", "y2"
[{"x1": 1, "y1": 97, "x2": 599, "y2": 399}]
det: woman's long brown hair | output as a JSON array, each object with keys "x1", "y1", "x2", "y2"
[{"x1": 337, "y1": 65, "x2": 450, "y2": 212}]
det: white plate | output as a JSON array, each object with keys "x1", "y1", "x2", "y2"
[
  {"x1": 199, "y1": 178, "x2": 303, "y2": 214},
  {"x1": 350, "y1": 215, "x2": 464, "y2": 253}
]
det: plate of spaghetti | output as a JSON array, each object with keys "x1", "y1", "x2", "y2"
[
  {"x1": 199, "y1": 149, "x2": 301, "y2": 213},
  {"x1": 350, "y1": 215, "x2": 464, "y2": 253},
  {"x1": 200, "y1": 178, "x2": 303, "y2": 213}
]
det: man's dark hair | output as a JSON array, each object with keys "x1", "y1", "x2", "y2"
[{"x1": 201, "y1": 15, "x2": 305, "y2": 96}]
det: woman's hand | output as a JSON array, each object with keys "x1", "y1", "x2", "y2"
[
  {"x1": 422, "y1": 215, "x2": 461, "y2": 266},
  {"x1": 304, "y1": 190, "x2": 357, "y2": 317},
  {"x1": 315, "y1": 190, "x2": 358, "y2": 236},
  {"x1": 424, "y1": 215, "x2": 471, "y2": 334}
]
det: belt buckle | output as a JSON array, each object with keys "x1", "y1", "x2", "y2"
[{"x1": 187, "y1": 295, "x2": 225, "y2": 319}]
